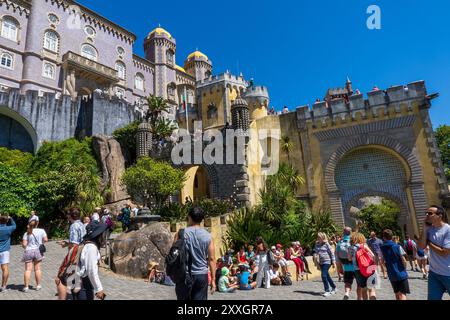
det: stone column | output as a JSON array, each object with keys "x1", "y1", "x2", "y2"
[{"x1": 328, "y1": 191, "x2": 345, "y2": 228}]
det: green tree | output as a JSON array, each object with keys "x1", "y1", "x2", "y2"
[
  {"x1": 356, "y1": 199, "x2": 401, "y2": 237},
  {"x1": 435, "y1": 125, "x2": 450, "y2": 181},
  {"x1": 281, "y1": 136, "x2": 294, "y2": 164},
  {"x1": 0, "y1": 163, "x2": 37, "y2": 217},
  {"x1": 112, "y1": 120, "x2": 140, "y2": 165},
  {"x1": 0, "y1": 147, "x2": 33, "y2": 172},
  {"x1": 29, "y1": 138, "x2": 102, "y2": 218},
  {"x1": 122, "y1": 157, "x2": 186, "y2": 209}
]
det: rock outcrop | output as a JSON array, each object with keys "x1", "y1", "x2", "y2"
[
  {"x1": 110, "y1": 222, "x2": 173, "y2": 278},
  {"x1": 92, "y1": 134, "x2": 128, "y2": 203}
]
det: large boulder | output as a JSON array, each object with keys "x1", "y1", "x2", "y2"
[
  {"x1": 110, "y1": 222, "x2": 173, "y2": 278},
  {"x1": 92, "y1": 134, "x2": 128, "y2": 203}
]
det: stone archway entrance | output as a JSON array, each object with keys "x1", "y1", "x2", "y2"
[
  {"x1": 180, "y1": 166, "x2": 212, "y2": 203},
  {"x1": 0, "y1": 106, "x2": 37, "y2": 153},
  {"x1": 334, "y1": 147, "x2": 415, "y2": 234}
]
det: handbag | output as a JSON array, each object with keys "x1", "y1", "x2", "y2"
[{"x1": 32, "y1": 232, "x2": 46, "y2": 256}]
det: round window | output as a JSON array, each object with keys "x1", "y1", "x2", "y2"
[
  {"x1": 84, "y1": 26, "x2": 96, "y2": 37},
  {"x1": 117, "y1": 46, "x2": 125, "y2": 56},
  {"x1": 48, "y1": 14, "x2": 59, "y2": 24}
]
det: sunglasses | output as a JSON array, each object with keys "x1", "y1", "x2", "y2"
[{"x1": 426, "y1": 211, "x2": 436, "y2": 216}]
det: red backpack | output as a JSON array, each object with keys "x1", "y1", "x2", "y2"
[{"x1": 356, "y1": 246, "x2": 376, "y2": 277}]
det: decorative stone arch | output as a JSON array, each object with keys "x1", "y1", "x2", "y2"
[
  {"x1": 0, "y1": 106, "x2": 37, "y2": 153},
  {"x1": 325, "y1": 135, "x2": 428, "y2": 234},
  {"x1": 345, "y1": 190, "x2": 410, "y2": 235}
]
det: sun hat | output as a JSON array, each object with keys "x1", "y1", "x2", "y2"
[
  {"x1": 148, "y1": 261, "x2": 159, "y2": 270},
  {"x1": 271, "y1": 246, "x2": 276, "y2": 250},
  {"x1": 84, "y1": 222, "x2": 108, "y2": 242},
  {"x1": 221, "y1": 267, "x2": 230, "y2": 277}
]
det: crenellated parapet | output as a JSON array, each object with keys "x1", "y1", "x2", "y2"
[
  {"x1": 297, "y1": 81, "x2": 429, "y2": 131},
  {"x1": 196, "y1": 72, "x2": 249, "y2": 89}
]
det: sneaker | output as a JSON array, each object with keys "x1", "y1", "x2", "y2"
[
  {"x1": 322, "y1": 291, "x2": 332, "y2": 297},
  {"x1": 36, "y1": 285, "x2": 42, "y2": 291},
  {"x1": 343, "y1": 294, "x2": 350, "y2": 300},
  {"x1": 0, "y1": 287, "x2": 8, "y2": 293},
  {"x1": 22, "y1": 287, "x2": 29, "y2": 293},
  {"x1": 331, "y1": 288, "x2": 337, "y2": 295}
]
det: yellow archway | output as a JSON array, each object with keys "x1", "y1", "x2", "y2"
[{"x1": 180, "y1": 166, "x2": 210, "y2": 204}]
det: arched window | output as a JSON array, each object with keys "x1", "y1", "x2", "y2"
[
  {"x1": 1, "y1": 17, "x2": 19, "y2": 41},
  {"x1": 43, "y1": 62, "x2": 55, "y2": 79},
  {"x1": 43, "y1": 30, "x2": 59, "y2": 52},
  {"x1": 166, "y1": 49, "x2": 174, "y2": 65},
  {"x1": 135, "y1": 73, "x2": 144, "y2": 91},
  {"x1": 81, "y1": 44, "x2": 97, "y2": 61},
  {"x1": 167, "y1": 83, "x2": 176, "y2": 97},
  {"x1": 115, "y1": 61, "x2": 126, "y2": 80},
  {"x1": 0, "y1": 52, "x2": 13, "y2": 68}
]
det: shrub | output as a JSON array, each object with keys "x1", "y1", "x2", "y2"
[
  {"x1": 112, "y1": 120, "x2": 140, "y2": 166},
  {"x1": 122, "y1": 157, "x2": 186, "y2": 209},
  {"x1": 0, "y1": 147, "x2": 33, "y2": 172},
  {"x1": 0, "y1": 163, "x2": 37, "y2": 217}
]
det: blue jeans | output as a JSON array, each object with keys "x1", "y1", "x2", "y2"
[
  {"x1": 321, "y1": 264, "x2": 336, "y2": 292},
  {"x1": 428, "y1": 270, "x2": 450, "y2": 300}
]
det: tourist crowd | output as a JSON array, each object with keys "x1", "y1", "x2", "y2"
[{"x1": 0, "y1": 204, "x2": 449, "y2": 300}]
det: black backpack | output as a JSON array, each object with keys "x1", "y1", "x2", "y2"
[
  {"x1": 165, "y1": 229, "x2": 192, "y2": 286},
  {"x1": 281, "y1": 274, "x2": 292, "y2": 286}
]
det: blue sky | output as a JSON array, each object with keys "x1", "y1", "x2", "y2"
[{"x1": 78, "y1": 0, "x2": 449, "y2": 128}]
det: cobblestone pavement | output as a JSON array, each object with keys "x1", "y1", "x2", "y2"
[{"x1": 1, "y1": 241, "x2": 448, "y2": 300}]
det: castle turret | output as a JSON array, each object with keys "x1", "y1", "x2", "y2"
[
  {"x1": 184, "y1": 50, "x2": 212, "y2": 82},
  {"x1": 243, "y1": 85, "x2": 269, "y2": 121},
  {"x1": 144, "y1": 26, "x2": 176, "y2": 98},
  {"x1": 136, "y1": 122, "x2": 152, "y2": 158},
  {"x1": 231, "y1": 97, "x2": 250, "y2": 131}
]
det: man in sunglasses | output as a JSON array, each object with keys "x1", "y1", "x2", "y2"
[{"x1": 417, "y1": 205, "x2": 450, "y2": 300}]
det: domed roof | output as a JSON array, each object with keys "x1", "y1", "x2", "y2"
[
  {"x1": 231, "y1": 97, "x2": 248, "y2": 107},
  {"x1": 147, "y1": 27, "x2": 172, "y2": 39},
  {"x1": 175, "y1": 65, "x2": 186, "y2": 73},
  {"x1": 186, "y1": 50, "x2": 209, "y2": 61}
]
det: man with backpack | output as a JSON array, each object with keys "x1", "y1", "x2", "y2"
[
  {"x1": 168, "y1": 206, "x2": 216, "y2": 300},
  {"x1": 380, "y1": 229, "x2": 410, "y2": 300},
  {"x1": 403, "y1": 234, "x2": 419, "y2": 272},
  {"x1": 336, "y1": 227, "x2": 354, "y2": 300}
]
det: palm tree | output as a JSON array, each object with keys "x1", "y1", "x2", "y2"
[
  {"x1": 144, "y1": 94, "x2": 170, "y2": 126},
  {"x1": 281, "y1": 136, "x2": 294, "y2": 164}
]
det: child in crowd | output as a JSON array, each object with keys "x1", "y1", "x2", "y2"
[
  {"x1": 237, "y1": 264, "x2": 257, "y2": 290},
  {"x1": 270, "y1": 263, "x2": 282, "y2": 285},
  {"x1": 272, "y1": 245, "x2": 288, "y2": 275},
  {"x1": 83, "y1": 216, "x2": 91, "y2": 226},
  {"x1": 255, "y1": 236, "x2": 271, "y2": 289},
  {"x1": 246, "y1": 245, "x2": 255, "y2": 261},
  {"x1": 218, "y1": 267, "x2": 239, "y2": 293}
]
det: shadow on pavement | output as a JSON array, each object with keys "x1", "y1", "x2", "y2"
[{"x1": 293, "y1": 290, "x2": 323, "y2": 296}]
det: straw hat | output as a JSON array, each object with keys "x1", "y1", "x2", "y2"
[{"x1": 148, "y1": 261, "x2": 159, "y2": 270}]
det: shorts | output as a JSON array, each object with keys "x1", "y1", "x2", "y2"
[
  {"x1": 22, "y1": 249, "x2": 43, "y2": 263},
  {"x1": 390, "y1": 279, "x2": 410, "y2": 294},
  {"x1": 416, "y1": 255, "x2": 427, "y2": 261},
  {"x1": 239, "y1": 284, "x2": 252, "y2": 290},
  {"x1": 0, "y1": 251, "x2": 10, "y2": 265},
  {"x1": 354, "y1": 270, "x2": 368, "y2": 288},
  {"x1": 343, "y1": 271, "x2": 355, "y2": 286}
]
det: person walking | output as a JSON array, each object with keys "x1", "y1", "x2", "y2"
[
  {"x1": 414, "y1": 235, "x2": 428, "y2": 279},
  {"x1": 368, "y1": 231, "x2": 388, "y2": 279},
  {"x1": 380, "y1": 229, "x2": 410, "y2": 300},
  {"x1": 0, "y1": 215, "x2": 16, "y2": 292},
  {"x1": 349, "y1": 232, "x2": 376, "y2": 300},
  {"x1": 118, "y1": 202, "x2": 132, "y2": 232},
  {"x1": 403, "y1": 234, "x2": 419, "y2": 271},
  {"x1": 314, "y1": 232, "x2": 337, "y2": 297},
  {"x1": 417, "y1": 205, "x2": 450, "y2": 300},
  {"x1": 336, "y1": 227, "x2": 354, "y2": 300},
  {"x1": 255, "y1": 236, "x2": 271, "y2": 289},
  {"x1": 73, "y1": 222, "x2": 107, "y2": 300},
  {"x1": 55, "y1": 208, "x2": 86, "y2": 300},
  {"x1": 174, "y1": 206, "x2": 216, "y2": 300},
  {"x1": 21, "y1": 220, "x2": 48, "y2": 292}
]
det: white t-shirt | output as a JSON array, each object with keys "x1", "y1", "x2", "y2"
[
  {"x1": 23, "y1": 229, "x2": 47, "y2": 251},
  {"x1": 91, "y1": 213, "x2": 100, "y2": 222}
]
